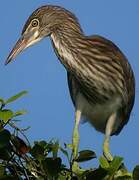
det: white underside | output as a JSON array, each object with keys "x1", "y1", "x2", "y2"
[{"x1": 76, "y1": 92, "x2": 121, "y2": 134}]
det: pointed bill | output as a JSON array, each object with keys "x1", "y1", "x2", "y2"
[
  {"x1": 5, "y1": 36, "x2": 28, "y2": 65},
  {"x1": 5, "y1": 30, "x2": 41, "y2": 65}
]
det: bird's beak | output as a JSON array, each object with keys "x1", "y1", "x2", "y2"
[
  {"x1": 5, "y1": 31, "x2": 41, "y2": 65},
  {"x1": 5, "y1": 35, "x2": 29, "y2": 65}
]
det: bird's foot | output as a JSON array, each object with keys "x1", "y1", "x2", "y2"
[
  {"x1": 70, "y1": 144, "x2": 85, "y2": 175},
  {"x1": 71, "y1": 161, "x2": 85, "y2": 175},
  {"x1": 103, "y1": 150, "x2": 113, "y2": 161}
]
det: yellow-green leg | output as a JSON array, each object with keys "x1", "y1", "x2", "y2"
[
  {"x1": 71, "y1": 109, "x2": 86, "y2": 175},
  {"x1": 103, "y1": 135, "x2": 113, "y2": 161},
  {"x1": 103, "y1": 112, "x2": 117, "y2": 161},
  {"x1": 72, "y1": 109, "x2": 81, "y2": 160}
]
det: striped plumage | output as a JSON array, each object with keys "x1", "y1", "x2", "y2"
[
  {"x1": 5, "y1": 5, "x2": 135, "y2": 160},
  {"x1": 47, "y1": 6, "x2": 135, "y2": 135},
  {"x1": 66, "y1": 35, "x2": 135, "y2": 135}
]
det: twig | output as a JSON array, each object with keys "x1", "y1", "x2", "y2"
[{"x1": 8, "y1": 121, "x2": 30, "y2": 146}]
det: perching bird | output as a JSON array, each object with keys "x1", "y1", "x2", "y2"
[{"x1": 5, "y1": 5, "x2": 135, "y2": 162}]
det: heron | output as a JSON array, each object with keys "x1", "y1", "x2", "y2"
[{"x1": 5, "y1": 5, "x2": 135, "y2": 165}]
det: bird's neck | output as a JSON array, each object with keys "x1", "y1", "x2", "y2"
[{"x1": 50, "y1": 28, "x2": 84, "y2": 75}]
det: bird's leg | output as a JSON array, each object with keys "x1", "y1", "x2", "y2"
[
  {"x1": 103, "y1": 135, "x2": 113, "y2": 161},
  {"x1": 103, "y1": 112, "x2": 116, "y2": 161},
  {"x1": 71, "y1": 108, "x2": 85, "y2": 175},
  {"x1": 72, "y1": 109, "x2": 81, "y2": 160}
]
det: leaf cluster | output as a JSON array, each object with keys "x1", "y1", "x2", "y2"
[{"x1": 0, "y1": 92, "x2": 138, "y2": 180}]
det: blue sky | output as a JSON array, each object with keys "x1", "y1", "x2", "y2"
[{"x1": 1, "y1": 0, "x2": 139, "y2": 170}]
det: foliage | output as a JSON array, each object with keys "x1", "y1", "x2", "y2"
[{"x1": 0, "y1": 92, "x2": 138, "y2": 180}]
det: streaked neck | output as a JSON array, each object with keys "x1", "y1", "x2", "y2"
[{"x1": 50, "y1": 27, "x2": 84, "y2": 73}]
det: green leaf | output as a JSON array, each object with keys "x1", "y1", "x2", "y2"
[
  {"x1": 99, "y1": 156, "x2": 110, "y2": 169},
  {"x1": 5, "y1": 91, "x2": 28, "y2": 105},
  {"x1": 58, "y1": 172, "x2": 71, "y2": 180},
  {"x1": 0, "y1": 147, "x2": 11, "y2": 160},
  {"x1": 0, "y1": 129, "x2": 11, "y2": 148},
  {"x1": 35, "y1": 140, "x2": 48, "y2": 148},
  {"x1": 84, "y1": 167, "x2": 107, "y2": 180},
  {"x1": 65, "y1": 143, "x2": 73, "y2": 150},
  {"x1": 108, "y1": 156, "x2": 123, "y2": 175},
  {"x1": 13, "y1": 110, "x2": 27, "y2": 117},
  {"x1": 0, "y1": 98, "x2": 5, "y2": 106},
  {"x1": 115, "y1": 164, "x2": 132, "y2": 179},
  {"x1": 133, "y1": 165, "x2": 139, "y2": 180},
  {"x1": 42, "y1": 157, "x2": 62, "y2": 176},
  {"x1": 30, "y1": 143, "x2": 45, "y2": 161},
  {"x1": 51, "y1": 141, "x2": 59, "y2": 158},
  {"x1": 115, "y1": 176, "x2": 133, "y2": 180},
  {"x1": 60, "y1": 147, "x2": 70, "y2": 162},
  {"x1": 76, "y1": 150, "x2": 96, "y2": 162},
  {"x1": 0, "y1": 110, "x2": 13, "y2": 123}
]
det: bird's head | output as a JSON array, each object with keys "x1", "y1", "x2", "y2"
[
  {"x1": 5, "y1": 7, "x2": 47, "y2": 65},
  {"x1": 5, "y1": 5, "x2": 81, "y2": 65}
]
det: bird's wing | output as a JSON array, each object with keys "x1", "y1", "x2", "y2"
[
  {"x1": 90, "y1": 35, "x2": 135, "y2": 132},
  {"x1": 89, "y1": 35, "x2": 135, "y2": 100},
  {"x1": 77, "y1": 35, "x2": 135, "y2": 133}
]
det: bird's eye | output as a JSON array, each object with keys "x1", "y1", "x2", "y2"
[{"x1": 31, "y1": 19, "x2": 39, "y2": 27}]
